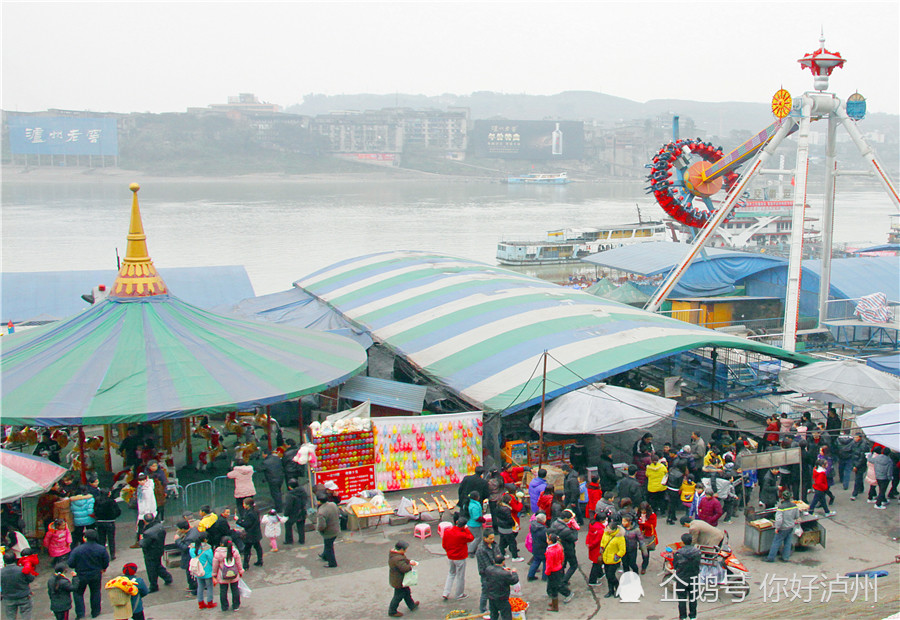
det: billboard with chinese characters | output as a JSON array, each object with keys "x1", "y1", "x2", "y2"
[
  {"x1": 471, "y1": 120, "x2": 584, "y2": 160},
  {"x1": 7, "y1": 116, "x2": 118, "y2": 156}
]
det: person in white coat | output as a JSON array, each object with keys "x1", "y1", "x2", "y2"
[{"x1": 133, "y1": 473, "x2": 158, "y2": 546}]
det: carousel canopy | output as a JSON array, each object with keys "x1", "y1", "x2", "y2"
[
  {"x1": 0, "y1": 449, "x2": 68, "y2": 503},
  {"x1": 1, "y1": 184, "x2": 367, "y2": 426}
]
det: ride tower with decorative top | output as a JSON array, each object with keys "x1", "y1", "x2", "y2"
[{"x1": 644, "y1": 35, "x2": 900, "y2": 352}]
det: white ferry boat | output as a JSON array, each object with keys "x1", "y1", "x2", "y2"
[
  {"x1": 506, "y1": 172, "x2": 570, "y2": 185},
  {"x1": 496, "y1": 220, "x2": 676, "y2": 265}
]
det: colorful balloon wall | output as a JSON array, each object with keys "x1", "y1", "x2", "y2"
[{"x1": 373, "y1": 412, "x2": 483, "y2": 491}]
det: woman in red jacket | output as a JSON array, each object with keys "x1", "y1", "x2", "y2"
[
  {"x1": 636, "y1": 501, "x2": 657, "y2": 574},
  {"x1": 584, "y1": 513, "x2": 605, "y2": 586},
  {"x1": 585, "y1": 476, "x2": 602, "y2": 519},
  {"x1": 537, "y1": 485, "x2": 555, "y2": 517}
]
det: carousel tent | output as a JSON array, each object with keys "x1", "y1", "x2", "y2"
[
  {"x1": 293, "y1": 251, "x2": 812, "y2": 415},
  {"x1": 1, "y1": 185, "x2": 368, "y2": 427},
  {"x1": 0, "y1": 449, "x2": 68, "y2": 503}
]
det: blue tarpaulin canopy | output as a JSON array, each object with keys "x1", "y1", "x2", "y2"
[
  {"x1": 867, "y1": 354, "x2": 900, "y2": 377},
  {"x1": 294, "y1": 251, "x2": 812, "y2": 414},
  {"x1": 581, "y1": 242, "x2": 788, "y2": 297}
]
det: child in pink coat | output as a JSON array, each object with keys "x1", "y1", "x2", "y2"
[{"x1": 43, "y1": 518, "x2": 72, "y2": 562}]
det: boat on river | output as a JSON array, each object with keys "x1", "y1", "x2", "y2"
[
  {"x1": 506, "y1": 172, "x2": 570, "y2": 185},
  {"x1": 496, "y1": 220, "x2": 676, "y2": 265}
]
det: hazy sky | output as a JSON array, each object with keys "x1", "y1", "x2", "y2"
[{"x1": 2, "y1": 2, "x2": 898, "y2": 115}]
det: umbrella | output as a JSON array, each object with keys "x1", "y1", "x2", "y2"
[
  {"x1": 855, "y1": 403, "x2": 900, "y2": 452},
  {"x1": 1, "y1": 184, "x2": 367, "y2": 426},
  {"x1": 529, "y1": 383, "x2": 677, "y2": 435},
  {"x1": 0, "y1": 449, "x2": 67, "y2": 503},
  {"x1": 778, "y1": 359, "x2": 900, "y2": 409}
]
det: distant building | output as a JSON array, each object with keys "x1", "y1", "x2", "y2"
[{"x1": 188, "y1": 93, "x2": 282, "y2": 118}]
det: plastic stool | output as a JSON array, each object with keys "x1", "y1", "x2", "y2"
[
  {"x1": 438, "y1": 521, "x2": 453, "y2": 538},
  {"x1": 414, "y1": 523, "x2": 432, "y2": 539}
]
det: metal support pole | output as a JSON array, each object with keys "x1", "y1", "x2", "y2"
[
  {"x1": 645, "y1": 118, "x2": 797, "y2": 312},
  {"x1": 103, "y1": 425, "x2": 112, "y2": 472},
  {"x1": 835, "y1": 107, "x2": 900, "y2": 208},
  {"x1": 537, "y1": 351, "x2": 548, "y2": 472},
  {"x1": 185, "y1": 417, "x2": 193, "y2": 465},
  {"x1": 783, "y1": 98, "x2": 814, "y2": 352},
  {"x1": 818, "y1": 112, "x2": 839, "y2": 327},
  {"x1": 78, "y1": 427, "x2": 87, "y2": 485},
  {"x1": 266, "y1": 406, "x2": 273, "y2": 452}
]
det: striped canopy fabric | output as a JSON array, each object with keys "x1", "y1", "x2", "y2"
[
  {"x1": 0, "y1": 449, "x2": 68, "y2": 503},
  {"x1": 294, "y1": 251, "x2": 812, "y2": 414},
  {"x1": 1, "y1": 295, "x2": 367, "y2": 426}
]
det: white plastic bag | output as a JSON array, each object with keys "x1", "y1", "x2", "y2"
[
  {"x1": 237, "y1": 578, "x2": 252, "y2": 599},
  {"x1": 511, "y1": 581, "x2": 522, "y2": 595}
]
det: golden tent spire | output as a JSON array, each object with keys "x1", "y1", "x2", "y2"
[{"x1": 111, "y1": 183, "x2": 168, "y2": 298}]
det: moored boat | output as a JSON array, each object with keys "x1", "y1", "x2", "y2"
[{"x1": 506, "y1": 172, "x2": 570, "y2": 185}]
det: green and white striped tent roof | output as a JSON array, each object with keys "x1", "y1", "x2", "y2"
[{"x1": 295, "y1": 251, "x2": 813, "y2": 415}]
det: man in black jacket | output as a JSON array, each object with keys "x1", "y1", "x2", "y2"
[
  {"x1": 258, "y1": 450, "x2": 285, "y2": 512},
  {"x1": 475, "y1": 531, "x2": 497, "y2": 617},
  {"x1": 92, "y1": 488, "x2": 121, "y2": 561},
  {"x1": 483, "y1": 554, "x2": 520, "y2": 620},
  {"x1": 283, "y1": 479, "x2": 309, "y2": 545},
  {"x1": 199, "y1": 506, "x2": 231, "y2": 549},
  {"x1": 282, "y1": 440, "x2": 304, "y2": 483},
  {"x1": 138, "y1": 514, "x2": 173, "y2": 592},
  {"x1": 1, "y1": 551, "x2": 34, "y2": 619},
  {"x1": 173, "y1": 520, "x2": 202, "y2": 596},
  {"x1": 458, "y1": 466, "x2": 489, "y2": 505},
  {"x1": 615, "y1": 465, "x2": 644, "y2": 506},
  {"x1": 596, "y1": 451, "x2": 618, "y2": 494},
  {"x1": 548, "y1": 509, "x2": 579, "y2": 585},
  {"x1": 672, "y1": 532, "x2": 701, "y2": 620},
  {"x1": 67, "y1": 529, "x2": 109, "y2": 619},
  {"x1": 562, "y1": 466, "x2": 581, "y2": 524}
]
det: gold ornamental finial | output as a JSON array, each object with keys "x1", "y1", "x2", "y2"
[{"x1": 111, "y1": 184, "x2": 168, "y2": 298}]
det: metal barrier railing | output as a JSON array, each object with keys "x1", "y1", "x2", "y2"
[{"x1": 183, "y1": 480, "x2": 213, "y2": 513}]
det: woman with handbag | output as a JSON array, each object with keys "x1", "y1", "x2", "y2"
[{"x1": 388, "y1": 540, "x2": 419, "y2": 618}]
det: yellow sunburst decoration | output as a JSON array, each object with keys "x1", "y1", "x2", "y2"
[{"x1": 772, "y1": 89, "x2": 793, "y2": 118}]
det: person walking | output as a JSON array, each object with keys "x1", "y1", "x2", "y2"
[
  {"x1": 600, "y1": 522, "x2": 626, "y2": 599},
  {"x1": 132, "y1": 474, "x2": 157, "y2": 547},
  {"x1": 484, "y1": 554, "x2": 519, "y2": 620},
  {"x1": 283, "y1": 479, "x2": 309, "y2": 545},
  {"x1": 137, "y1": 513, "x2": 172, "y2": 593},
  {"x1": 91, "y1": 489, "x2": 120, "y2": 561},
  {"x1": 441, "y1": 517, "x2": 474, "y2": 601},
  {"x1": 315, "y1": 493, "x2": 340, "y2": 568},
  {"x1": 258, "y1": 450, "x2": 285, "y2": 513},
  {"x1": 69, "y1": 491, "x2": 96, "y2": 547},
  {"x1": 528, "y1": 469, "x2": 548, "y2": 514},
  {"x1": 636, "y1": 501, "x2": 657, "y2": 575},
  {"x1": 807, "y1": 459, "x2": 837, "y2": 517},
  {"x1": 48, "y1": 562, "x2": 77, "y2": 620},
  {"x1": 119, "y1": 563, "x2": 149, "y2": 620},
  {"x1": 237, "y1": 498, "x2": 264, "y2": 568},
  {"x1": 544, "y1": 532, "x2": 572, "y2": 611},
  {"x1": 212, "y1": 537, "x2": 243, "y2": 612},
  {"x1": 67, "y1": 529, "x2": 109, "y2": 619},
  {"x1": 44, "y1": 518, "x2": 73, "y2": 566},
  {"x1": 494, "y1": 495, "x2": 523, "y2": 562},
  {"x1": 1, "y1": 551, "x2": 34, "y2": 619},
  {"x1": 584, "y1": 513, "x2": 605, "y2": 587},
  {"x1": 387, "y1": 540, "x2": 419, "y2": 618},
  {"x1": 475, "y1": 530, "x2": 497, "y2": 618},
  {"x1": 763, "y1": 490, "x2": 800, "y2": 563},
  {"x1": 465, "y1": 492, "x2": 484, "y2": 557},
  {"x1": 697, "y1": 489, "x2": 723, "y2": 526},
  {"x1": 526, "y1": 513, "x2": 547, "y2": 582},
  {"x1": 672, "y1": 532, "x2": 701, "y2": 620},
  {"x1": 189, "y1": 538, "x2": 216, "y2": 610},
  {"x1": 548, "y1": 509, "x2": 579, "y2": 586},
  {"x1": 868, "y1": 446, "x2": 894, "y2": 509},
  {"x1": 227, "y1": 459, "x2": 256, "y2": 519},
  {"x1": 261, "y1": 508, "x2": 287, "y2": 553}
]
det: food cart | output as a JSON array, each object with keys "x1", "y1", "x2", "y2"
[{"x1": 745, "y1": 505, "x2": 828, "y2": 554}]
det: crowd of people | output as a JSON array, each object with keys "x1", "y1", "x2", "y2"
[{"x1": 1, "y1": 412, "x2": 897, "y2": 620}]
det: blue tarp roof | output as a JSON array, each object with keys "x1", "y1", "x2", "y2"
[
  {"x1": 2, "y1": 266, "x2": 255, "y2": 323},
  {"x1": 582, "y1": 242, "x2": 788, "y2": 297},
  {"x1": 798, "y1": 256, "x2": 900, "y2": 301},
  {"x1": 867, "y1": 354, "x2": 900, "y2": 377},
  {"x1": 215, "y1": 288, "x2": 373, "y2": 349},
  {"x1": 853, "y1": 244, "x2": 900, "y2": 254}
]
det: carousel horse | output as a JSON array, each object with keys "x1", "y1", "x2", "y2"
[{"x1": 2, "y1": 426, "x2": 38, "y2": 448}]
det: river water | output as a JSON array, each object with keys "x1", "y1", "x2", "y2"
[{"x1": 2, "y1": 178, "x2": 896, "y2": 296}]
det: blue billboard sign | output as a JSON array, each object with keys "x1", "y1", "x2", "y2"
[{"x1": 7, "y1": 116, "x2": 118, "y2": 156}]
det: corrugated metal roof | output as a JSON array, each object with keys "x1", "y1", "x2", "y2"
[
  {"x1": 295, "y1": 251, "x2": 812, "y2": 415},
  {"x1": 339, "y1": 375, "x2": 427, "y2": 413},
  {"x1": 3, "y1": 266, "x2": 255, "y2": 323}
]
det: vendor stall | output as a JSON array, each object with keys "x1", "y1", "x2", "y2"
[{"x1": 745, "y1": 505, "x2": 828, "y2": 554}]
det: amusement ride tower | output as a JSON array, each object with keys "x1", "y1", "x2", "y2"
[{"x1": 644, "y1": 35, "x2": 900, "y2": 351}]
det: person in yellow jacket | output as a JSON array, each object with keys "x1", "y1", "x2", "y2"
[
  {"x1": 600, "y1": 524, "x2": 625, "y2": 599},
  {"x1": 703, "y1": 448, "x2": 725, "y2": 473},
  {"x1": 645, "y1": 454, "x2": 668, "y2": 513}
]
